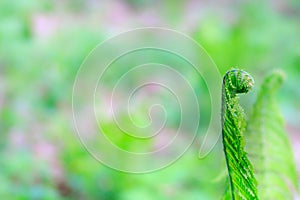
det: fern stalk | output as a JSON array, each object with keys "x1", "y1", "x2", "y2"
[{"x1": 221, "y1": 69, "x2": 258, "y2": 200}]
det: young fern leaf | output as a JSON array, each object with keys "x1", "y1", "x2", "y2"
[
  {"x1": 245, "y1": 70, "x2": 299, "y2": 199},
  {"x1": 222, "y1": 69, "x2": 258, "y2": 200}
]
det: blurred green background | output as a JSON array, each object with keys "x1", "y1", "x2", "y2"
[{"x1": 0, "y1": 0, "x2": 299, "y2": 199}]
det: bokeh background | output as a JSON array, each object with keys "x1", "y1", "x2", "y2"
[{"x1": 0, "y1": 0, "x2": 299, "y2": 199}]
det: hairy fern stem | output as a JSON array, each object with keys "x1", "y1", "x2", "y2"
[{"x1": 221, "y1": 69, "x2": 258, "y2": 200}]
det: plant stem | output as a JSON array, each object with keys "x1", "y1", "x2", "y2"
[{"x1": 221, "y1": 69, "x2": 258, "y2": 200}]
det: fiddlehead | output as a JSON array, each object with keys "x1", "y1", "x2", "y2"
[{"x1": 222, "y1": 69, "x2": 258, "y2": 200}]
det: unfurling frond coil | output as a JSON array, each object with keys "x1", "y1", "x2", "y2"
[{"x1": 222, "y1": 69, "x2": 258, "y2": 200}]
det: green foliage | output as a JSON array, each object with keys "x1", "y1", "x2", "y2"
[
  {"x1": 222, "y1": 69, "x2": 299, "y2": 199},
  {"x1": 1, "y1": 0, "x2": 299, "y2": 199},
  {"x1": 245, "y1": 70, "x2": 299, "y2": 199},
  {"x1": 221, "y1": 69, "x2": 258, "y2": 200}
]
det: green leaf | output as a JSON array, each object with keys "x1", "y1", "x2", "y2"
[
  {"x1": 221, "y1": 69, "x2": 259, "y2": 200},
  {"x1": 245, "y1": 70, "x2": 299, "y2": 199}
]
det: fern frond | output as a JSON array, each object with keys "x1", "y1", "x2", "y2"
[
  {"x1": 222, "y1": 69, "x2": 259, "y2": 200},
  {"x1": 245, "y1": 70, "x2": 299, "y2": 199}
]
